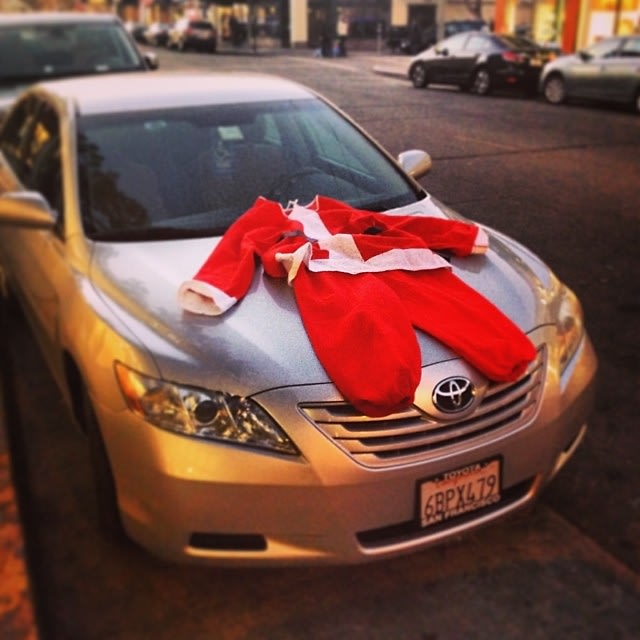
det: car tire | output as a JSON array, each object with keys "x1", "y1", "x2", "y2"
[
  {"x1": 81, "y1": 384, "x2": 126, "y2": 542},
  {"x1": 410, "y1": 62, "x2": 429, "y2": 89},
  {"x1": 543, "y1": 74, "x2": 566, "y2": 105},
  {"x1": 634, "y1": 89, "x2": 640, "y2": 114},
  {"x1": 470, "y1": 68, "x2": 492, "y2": 96}
]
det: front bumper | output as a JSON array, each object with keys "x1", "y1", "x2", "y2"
[{"x1": 99, "y1": 329, "x2": 597, "y2": 566}]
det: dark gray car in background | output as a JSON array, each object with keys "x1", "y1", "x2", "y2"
[{"x1": 540, "y1": 35, "x2": 640, "y2": 113}]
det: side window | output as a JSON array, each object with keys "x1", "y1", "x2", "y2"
[
  {"x1": 440, "y1": 33, "x2": 468, "y2": 54},
  {"x1": 466, "y1": 35, "x2": 490, "y2": 51},
  {"x1": 26, "y1": 102, "x2": 63, "y2": 221},
  {"x1": 0, "y1": 95, "x2": 41, "y2": 182},
  {"x1": 621, "y1": 38, "x2": 640, "y2": 57}
]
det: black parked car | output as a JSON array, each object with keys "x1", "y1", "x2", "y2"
[
  {"x1": 167, "y1": 18, "x2": 217, "y2": 53},
  {"x1": 408, "y1": 31, "x2": 552, "y2": 96}
]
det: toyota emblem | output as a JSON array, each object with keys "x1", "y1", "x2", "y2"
[{"x1": 432, "y1": 377, "x2": 475, "y2": 413}]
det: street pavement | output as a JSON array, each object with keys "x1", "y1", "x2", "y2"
[
  {"x1": 0, "y1": 365, "x2": 38, "y2": 639},
  {"x1": 1, "y1": 47, "x2": 639, "y2": 640}
]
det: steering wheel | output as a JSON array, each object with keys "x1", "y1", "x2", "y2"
[{"x1": 265, "y1": 167, "x2": 325, "y2": 202}]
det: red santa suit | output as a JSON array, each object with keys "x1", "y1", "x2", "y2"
[{"x1": 179, "y1": 196, "x2": 536, "y2": 417}]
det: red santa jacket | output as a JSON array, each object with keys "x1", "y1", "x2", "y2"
[{"x1": 179, "y1": 196, "x2": 536, "y2": 417}]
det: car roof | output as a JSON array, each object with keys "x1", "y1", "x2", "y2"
[
  {"x1": 0, "y1": 12, "x2": 122, "y2": 26},
  {"x1": 33, "y1": 72, "x2": 315, "y2": 115}
]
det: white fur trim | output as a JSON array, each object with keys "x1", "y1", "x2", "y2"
[
  {"x1": 472, "y1": 228, "x2": 489, "y2": 254},
  {"x1": 288, "y1": 203, "x2": 332, "y2": 240},
  {"x1": 306, "y1": 247, "x2": 450, "y2": 274},
  {"x1": 275, "y1": 243, "x2": 313, "y2": 284},
  {"x1": 178, "y1": 280, "x2": 237, "y2": 316},
  {"x1": 318, "y1": 233, "x2": 362, "y2": 260}
]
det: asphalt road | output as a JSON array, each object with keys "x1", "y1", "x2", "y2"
[{"x1": 2, "y1": 47, "x2": 640, "y2": 639}]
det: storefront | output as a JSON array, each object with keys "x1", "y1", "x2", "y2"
[
  {"x1": 495, "y1": 0, "x2": 640, "y2": 50},
  {"x1": 305, "y1": 0, "x2": 389, "y2": 47},
  {"x1": 123, "y1": 0, "x2": 639, "y2": 52}
]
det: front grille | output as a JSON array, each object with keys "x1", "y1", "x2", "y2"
[{"x1": 299, "y1": 349, "x2": 545, "y2": 468}]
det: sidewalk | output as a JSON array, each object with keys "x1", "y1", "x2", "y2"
[
  {"x1": 370, "y1": 54, "x2": 410, "y2": 78},
  {"x1": 0, "y1": 393, "x2": 38, "y2": 640},
  {"x1": 215, "y1": 37, "x2": 412, "y2": 80}
]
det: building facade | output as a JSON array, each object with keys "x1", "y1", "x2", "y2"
[
  {"x1": 19, "y1": 0, "x2": 636, "y2": 52},
  {"x1": 200, "y1": 0, "x2": 639, "y2": 51}
]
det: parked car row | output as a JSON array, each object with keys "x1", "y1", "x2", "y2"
[
  {"x1": 126, "y1": 17, "x2": 218, "y2": 53},
  {"x1": 408, "y1": 30, "x2": 640, "y2": 113}
]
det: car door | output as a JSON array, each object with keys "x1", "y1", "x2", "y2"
[
  {"x1": 455, "y1": 33, "x2": 494, "y2": 84},
  {"x1": 0, "y1": 93, "x2": 68, "y2": 374},
  {"x1": 596, "y1": 37, "x2": 640, "y2": 102},
  {"x1": 428, "y1": 33, "x2": 470, "y2": 84},
  {"x1": 565, "y1": 38, "x2": 622, "y2": 98}
]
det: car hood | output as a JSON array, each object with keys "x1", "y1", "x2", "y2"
[{"x1": 89, "y1": 205, "x2": 554, "y2": 395}]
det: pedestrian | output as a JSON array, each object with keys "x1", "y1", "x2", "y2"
[
  {"x1": 336, "y1": 9, "x2": 349, "y2": 57},
  {"x1": 320, "y1": 20, "x2": 332, "y2": 58}
]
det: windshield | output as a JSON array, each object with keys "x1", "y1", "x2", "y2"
[
  {"x1": 0, "y1": 22, "x2": 144, "y2": 83},
  {"x1": 78, "y1": 99, "x2": 422, "y2": 241},
  {"x1": 582, "y1": 37, "x2": 622, "y2": 59}
]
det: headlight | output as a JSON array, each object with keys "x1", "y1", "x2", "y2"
[
  {"x1": 555, "y1": 284, "x2": 584, "y2": 373},
  {"x1": 114, "y1": 363, "x2": 298, "y2": 455}
]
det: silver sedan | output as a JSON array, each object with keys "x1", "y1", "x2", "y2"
[
  {"x1": 0, "y1": 73, "x2": 597, "y2": 566},
  {"x1": 540, "y1": 35, "x2": 640, "y2": 113}
]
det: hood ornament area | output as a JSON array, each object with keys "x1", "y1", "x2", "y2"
[{"x1": 431, "y1": 376, "x2": 476, "y2": 413}]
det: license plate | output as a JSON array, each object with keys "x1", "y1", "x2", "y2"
[{"x1": 420, "y1": 458, "x2": 501, "y2": 528}]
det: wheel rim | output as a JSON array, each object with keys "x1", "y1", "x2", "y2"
[
  {"x1": 545, "y1": 77, "x2": 565, "y2": 104},
  {"x1": 412, "y1": 64, "x2": 426, "y2": 87},
  {"x1": 473, "y1": 70, "x2": 490, "y2": 95}
]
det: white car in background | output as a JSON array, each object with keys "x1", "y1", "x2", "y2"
[{"x1": 0, "y1": 12, "x2": 157, "y2": 118}]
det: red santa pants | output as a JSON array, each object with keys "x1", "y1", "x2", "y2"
[{"x1": 291, "y1": 267, "x2": 536, "y2": 417}]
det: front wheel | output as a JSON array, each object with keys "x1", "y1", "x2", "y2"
[
  {"x1": 470, "y1": 68, "x2": 492, "y2": 95},
  {"x1": 410, "y1": 62, "x2": 429, "y2": 89},
  {"x1": 543, "y1": 74, "x2": 566, "y2": 105},
  {"x1": 81, "y1": 385, "x2": 126, "y2": 542},
  {"x1": 633, "y1": 89, "x2": 640, "y2": 114}
]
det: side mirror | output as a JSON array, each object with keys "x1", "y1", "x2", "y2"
[
  {"x1": 143, "y1": 51, "x2": 159, "y2": 70},
  {"x1": 0, "y1": 192, "x2": 57, "y2": 229},
  {"x1": 398, "y1": 149, "x2": 432, "y2": 180},
  {"x1": 578, "y1": 50, "x2": 592, "y2": 62}
]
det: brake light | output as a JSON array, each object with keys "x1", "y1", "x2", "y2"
[{"x1": 502, "y1": 51, "x2": 526, "y2": 63}]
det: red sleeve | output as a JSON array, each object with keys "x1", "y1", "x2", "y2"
[
  {"x1": 178, "y1": 198, "x2": 286, "y2": 315},
  {"x1": 312, "y1": 196, "x2": 486, "y2": 255},
  {"x1": 383, "y1": 214, "x2": 486, "y2": 256}
]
